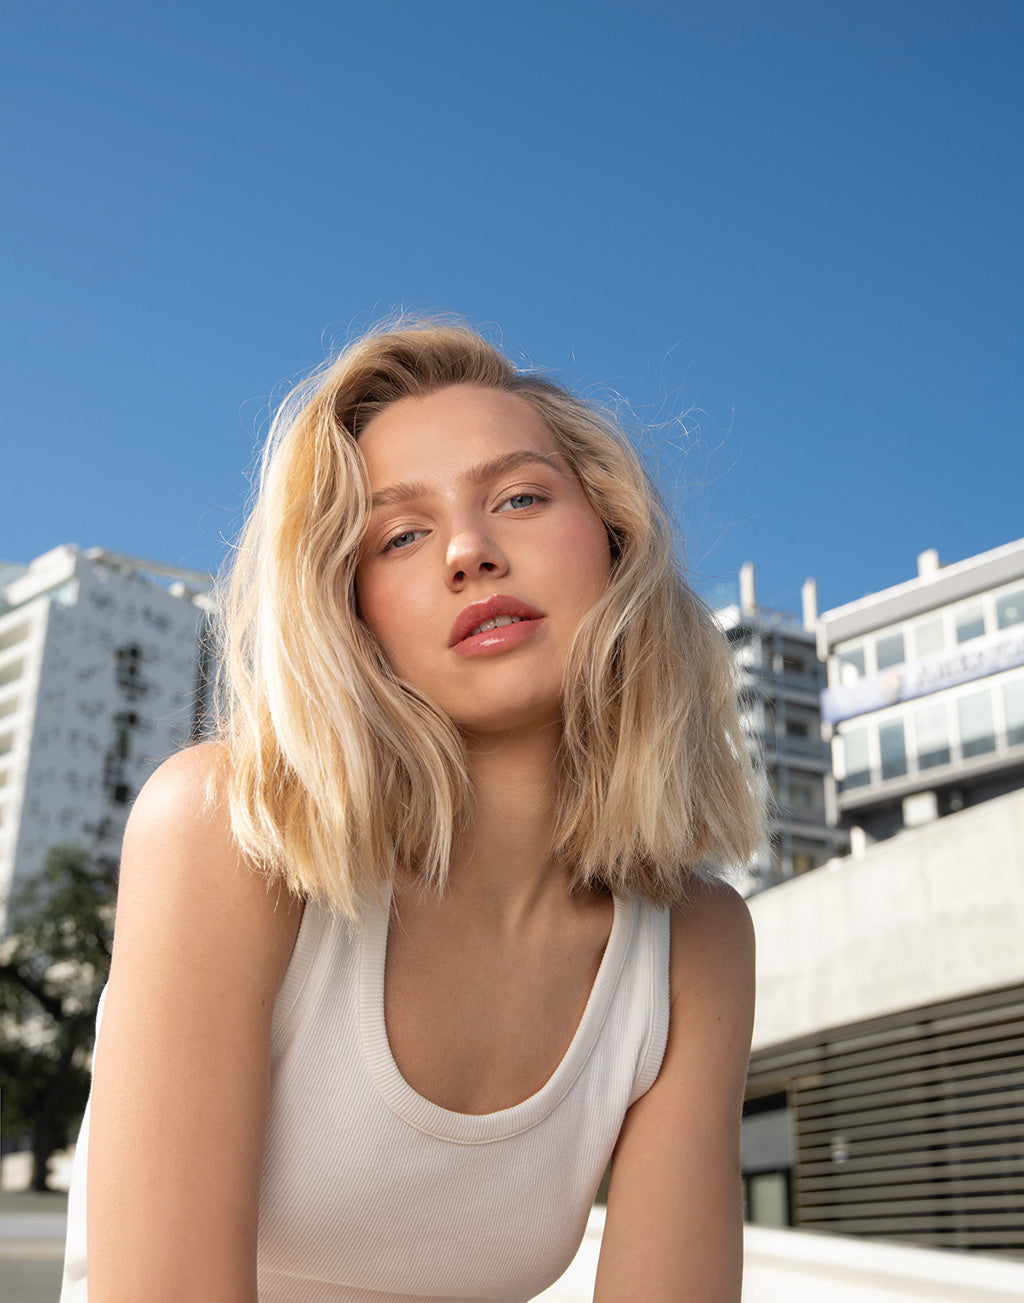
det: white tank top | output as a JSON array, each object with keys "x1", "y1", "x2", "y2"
[{"x1": 62, "y1": 891, "x2": 671, "y2": 1302}]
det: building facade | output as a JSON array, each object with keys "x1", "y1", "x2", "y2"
[
  {"x1": 0, "y1": 546, "x2": 213, "y2": 923},
  {"x1": 818, "y1": 538, "x2": 1024, "y2": 845},
  {"x1": 744, "y1": 788, "x2": 1024, "y2": 1257},
  {"x1": 742, "y1": 538, "x2": 1024, "y2": 1259},
  {"x1": 716, "y1": 564, "x2": 841, "y2": 895}
]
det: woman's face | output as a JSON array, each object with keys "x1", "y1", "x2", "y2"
[{"x1": 354, "y1": 385, "x2": 612, "y2": 736}]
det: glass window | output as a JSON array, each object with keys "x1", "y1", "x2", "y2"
[
  {"x1": 996, "y1": 588, "x2": 1024, "y2": 630},
  {"x1": 914, "y1": 617, "x2": 945, "y2": 658},
  {"x1": 914, "y1": 704, "x2": 951, "y2": 770},
  {"x1": 1003, "y1": 680, "x2": 1024, "y2": 747},
  {"x1": 875, "y1": 631, "x2": 905, "y2": 670},
  {"x1": 836, "y1": 645, "x2": 865, "y2": 684},
  {"x1": 956, "y1": 604, "x2": 986, "y2": 644},
  {"x1": 879, "y1": 719, "x2": 907, "y2": 780},
  {"x1": 745, "y1": 1170, "x2": 791, "y2": 1227},
  {"x1": 958, "y1": 690, "x2": 996, "y2": 758},
  {"x1": 838, "y1": 727, "x2": 870, "y2": 789}
]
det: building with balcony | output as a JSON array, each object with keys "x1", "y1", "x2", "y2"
[
  {"x1": 0, "y1": 545, "x2": 213, "y2": 925},
  {"x1": 818, "y1": 538, "x2": 1024, "y2": 845},
  {"x1": 716, "y1": 563, "x2": 841, "y2": 895}
]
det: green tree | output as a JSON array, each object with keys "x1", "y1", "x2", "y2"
[{"x1": 0, "y1": 845, "x2": 116, "y2": 1190}]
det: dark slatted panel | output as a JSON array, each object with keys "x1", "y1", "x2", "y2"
[{"x1": 747, "y1": 983, "x2": 1024, "y2": 1256}]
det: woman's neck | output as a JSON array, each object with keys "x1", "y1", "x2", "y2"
[{"x1": 446, "y1": 724, "x2": 568, "y2": 927}]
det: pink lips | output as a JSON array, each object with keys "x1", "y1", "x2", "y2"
[{"x1": 449, "y1": 595, "x2": 545, "y2": 658}]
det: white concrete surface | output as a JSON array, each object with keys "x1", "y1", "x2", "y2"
[
  {"x1": 535, "y1": 1208, "x2": 1024, "y2": 1302},
  {"x1": 743, "y1": 1224, "x2": 1024, "y2": 1302},
  {"x1": 748, "y1": 787, "x2": 1024, "y2": 1051}
]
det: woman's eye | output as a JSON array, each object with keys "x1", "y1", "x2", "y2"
[
  {"x1": 500, "y1": 493, "x2": 541, "y2": 511},
  {"x1": 384, "y1": 529, "x2": 423, "y2": 552}
]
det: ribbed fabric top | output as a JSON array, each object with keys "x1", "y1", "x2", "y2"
[
  {"x1": 61, "y1": 892, "x2": 671, "y2": 1303},
  {"x1": 356, "y1": 891, "x2": 658, "y2": 1144}
]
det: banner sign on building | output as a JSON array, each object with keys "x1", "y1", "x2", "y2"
[{"x1": 822, "y1": 624, "x2": 1024, "y2": 724}]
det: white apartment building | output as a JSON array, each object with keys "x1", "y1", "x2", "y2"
[
  {"x1": 818, "y1": 537, "x2": 1024, "y2": 844},
  {"x1": 0, "y1": 546, "x2": 213, "y2": 923}
]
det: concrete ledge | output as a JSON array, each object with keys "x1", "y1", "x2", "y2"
[
  {"x1": 749, "y1": 788, "x2": 1024, "y2": 1050},
  {"x1": 743, "y1": 1224, "x2": 1024, "y2": 1302},
  {"x1": 536, "y1": 1208, "x2": 1024, "y2": 1302}
]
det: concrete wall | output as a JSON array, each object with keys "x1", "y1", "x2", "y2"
[{"x1": 749, "y1": 788, "x2": 1024, "y2": 1051}]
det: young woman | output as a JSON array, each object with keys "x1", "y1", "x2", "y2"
[{"x1": 61, "y1": 321, "x2": 761, "y2": 1302}]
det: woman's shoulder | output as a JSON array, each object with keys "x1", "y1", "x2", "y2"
[
  {"x1": 667, "y1": 876, "x2": 754, "y2": 1006},
  {"x1": 114, "y1": 741, "x2": 303, "y2": 988},
  {"x1": 128, "y1": 739, "x2": 228, "y2": 834}
]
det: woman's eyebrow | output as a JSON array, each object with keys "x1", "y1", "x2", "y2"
[{"x1": 369, "y1": 450, "x2": 567, "y2": 510}]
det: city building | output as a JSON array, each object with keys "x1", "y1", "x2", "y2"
[
  {"x1": 741, "y1": 538, "x2": 1024, "y2": 1259},
  {"x1": 818, "y1": 537, "x2": 1024, "y2": 845},
  {"x1": 0, "y1": 545, "x2": 213, "y2": 924},
  {"x1": 744, "y1": 787, "x2": 1024, "y2": 1258},
  {"x1": 715, "y1": 563, "x2": 841, "y2": 895}
]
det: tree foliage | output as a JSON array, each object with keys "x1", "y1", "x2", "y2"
[{"x1": 0, "y1": 844, "x2": 116, "y2": 1190}]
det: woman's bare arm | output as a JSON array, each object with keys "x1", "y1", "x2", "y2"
[
  {"x1": 86, "y1": 744, "x2": 302, "y2": 1302},
  {"x1": 594, "y1": 881, "x2": 755, "y2": 1303}
]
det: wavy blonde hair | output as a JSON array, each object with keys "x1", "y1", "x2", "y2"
[{"x1": 215, "y1": 319, "x2": 761, "y2": 918}]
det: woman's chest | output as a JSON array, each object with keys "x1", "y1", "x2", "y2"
[
  {"x1": 383, "y1": 942, "x2": 593, "y2": 1114},
  {"x1": 383, "y1": 896, "x2": 614, "y2": 1115}
]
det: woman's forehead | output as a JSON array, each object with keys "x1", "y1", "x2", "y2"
[{"x1": 357, "y1": 385, "x2": 563, "y2": 485}]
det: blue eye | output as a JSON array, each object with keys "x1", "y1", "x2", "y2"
[
  {"x1": 503, "y1": 493, "x2": 540, "y2": 510},
  {"x1": 384, "y1": 529, "x2": 422, "y2": 551}
]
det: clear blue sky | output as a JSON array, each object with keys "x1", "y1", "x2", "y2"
[{"x1": 3, "y1": 0, "x2": 1021, "y2": 614}]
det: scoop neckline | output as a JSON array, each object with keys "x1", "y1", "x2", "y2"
[{"x1": 358, "y1": 890, "x2": 636, "y2": 1143}]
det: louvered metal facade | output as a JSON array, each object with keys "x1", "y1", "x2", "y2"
[{"x1": 746, "y1": 981, "x2": 1024, "y2": 1256}]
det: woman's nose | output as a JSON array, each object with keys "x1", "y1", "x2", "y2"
[{"x1": 445, "y1": 525, "x2": 509, "y2": 589}]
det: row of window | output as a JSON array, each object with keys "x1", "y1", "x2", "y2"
[
  {"x1": 836, "y1": 675, "x2": 1024, "y2": 791},
  {"x1": 784, "y1": 780, "x2": 823, "y2": 810},
  {"x1": 742, "y1": 705, "x2": 821, "y2": 746},
  {"x1": 732, "y1": 637, "x2": 817, "y2": 682},
  {"x1": 832, "y1": 582, "x2": 1024, "y2": 685},
  {"x1": 87, "y1": 589, "x2": 177, "y2": 634}
]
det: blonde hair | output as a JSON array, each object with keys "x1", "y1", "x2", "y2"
[{"x1": 216, "y1": 319, "x2": 761, "y2": 918}]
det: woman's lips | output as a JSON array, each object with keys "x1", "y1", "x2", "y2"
[{"x1": 449, "y1": 596, "x2": 545, "y2": 657}]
